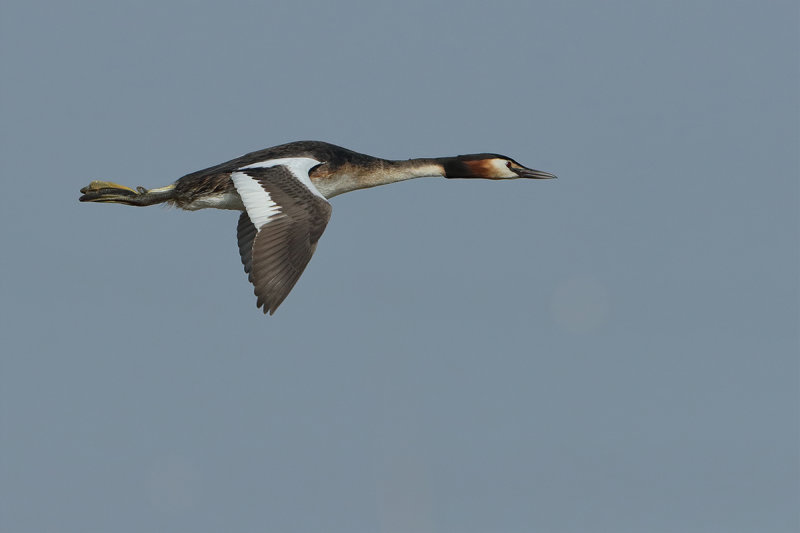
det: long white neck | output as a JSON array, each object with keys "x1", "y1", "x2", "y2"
[{"x1": 314, "y1": 158, "x2": 445, "y2": 198}]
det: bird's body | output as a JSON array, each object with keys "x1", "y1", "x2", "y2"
[{"x1": 80, "y1": 141, "x2": 555, "y2": 314}]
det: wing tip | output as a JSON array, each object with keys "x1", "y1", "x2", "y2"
[{"x1": 255, "y1": 296, "x2": 279, "y2": 316}]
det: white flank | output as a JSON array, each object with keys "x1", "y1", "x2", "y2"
[
  {"x1": 183, "y1": 190, "x2": 244, "y2": 211},
  {"x1": 231, "y1": 171, "x2": 281, "y2": 230},
  {"x1": 239, "y1": 157, "x2": 326, "y2": 200}
]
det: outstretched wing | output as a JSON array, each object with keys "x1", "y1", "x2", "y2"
[{"x1": 232, "y1": 158, "x2": 332, "y2": 315}]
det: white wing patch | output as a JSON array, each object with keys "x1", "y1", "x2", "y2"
[
  {"x1": 239, "y1": 157, "x2": 326, "y2": 200},
  {"x1": 231, "y1": 171, "x2": 281, "y2": 230},
  {"x1": 232, "y1": 157, "x2": 324, "y2": 230}
]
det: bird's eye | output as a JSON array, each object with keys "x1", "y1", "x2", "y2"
[{"x1": 506, "y1": 161, "x2": 513, "y2": 168}]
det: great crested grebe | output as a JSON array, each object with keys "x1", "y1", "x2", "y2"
[{"x1": 80, "y1": 141, "x2": 556, "y2": 314}]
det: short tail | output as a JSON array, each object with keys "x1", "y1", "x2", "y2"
[{"x1": 79, "y1": 181, "x2": 176, "y2": 206}]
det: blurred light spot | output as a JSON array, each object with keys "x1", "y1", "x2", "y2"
[{"x1": 551, "y1": 277, "x2": 610, "y2": 334}]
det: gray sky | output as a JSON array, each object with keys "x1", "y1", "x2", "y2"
[{"x1": 1, "y1": 1, "x2": 798, "y2": 532}]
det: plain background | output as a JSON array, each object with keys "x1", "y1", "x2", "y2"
[{"x1": 1, "y1": 1, "x2": 798, "y2": 532}]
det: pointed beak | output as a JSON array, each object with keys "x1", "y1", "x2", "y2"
[{"x1": 512, "y1": 166, "x2": 557, "y2": 179}]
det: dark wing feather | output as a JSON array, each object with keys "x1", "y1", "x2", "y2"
[
  {"x1": 233, "y1": 165, "x2": 332, "y2": 315},
  {"x1": 237, "y1": 212, "x2": 257, "y2": 283}
]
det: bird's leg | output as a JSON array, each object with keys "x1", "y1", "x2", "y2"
[{"x1": 79, "y1": 181, "x2": 176, "y2": 206}]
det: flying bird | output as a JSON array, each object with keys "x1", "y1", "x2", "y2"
[{"x1": 80, "y1": 141, "x2": 555, "y2": 314}]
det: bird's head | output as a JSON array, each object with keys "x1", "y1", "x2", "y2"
[{"x1": 442, "y1": 154, "x2": 556, "y2": 180}]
